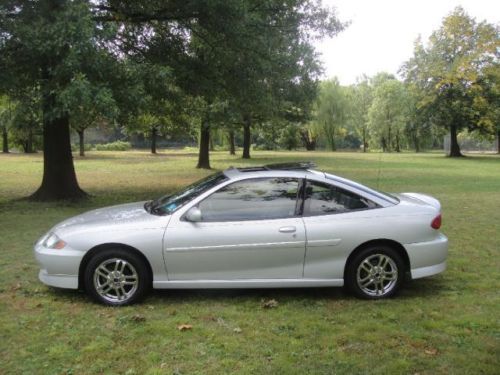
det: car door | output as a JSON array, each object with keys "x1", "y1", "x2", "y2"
[
  {"x1": 164, "y1": 177, "x2": 306, "y2": 280},
  {"x1": 302, "y1": 179, "x2": 381, "y2": 280}
]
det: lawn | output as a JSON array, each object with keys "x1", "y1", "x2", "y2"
[{"x1": 0, "y1": 150, "x2": 499, "y2": 374}]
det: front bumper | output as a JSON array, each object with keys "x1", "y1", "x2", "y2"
[
  {"x1": 34, "y1": 243, "x2": 83, "y2": 289},
  {"x1": 404, "y1": 233, "x2": 448, "y2": 280}
]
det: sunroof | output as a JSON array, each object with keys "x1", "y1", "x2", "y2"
[{"x1": 236, "y1": 162, "x2": 316, "y2": 172}]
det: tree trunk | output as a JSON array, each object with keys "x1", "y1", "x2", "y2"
[
  {"x1": 228, "y1": 130, "x2": 236, "y2": 155},
  {"x1": 26, "y1": 128, "x2": 34, "y2": 153},
  {"x1": 329, "y1": 129, "x2": 336, "y2": 151},
  {"x1": 151, "y1": 126, "x2": 157, "y2": 154},
  {"x1": 209, "y1": 136, "x2": 214, "y2": 152},
  {"x1": 197, "y1": 119, "x2": 211, "y2": 169},
  {"x1": 78, "y1": 129, "x2": 85, "y2": 157},
  {"x1": 30, "y1": 88, "x2": 86, "y2": 200},
  {"x1": 362, "y1": 128, "x2": 367, "y2": 153},
  {"x1": 448, "y1": 124, "x2": 463, "y2": 157},
  {"x1": 300, "y1": 130, "x2": 316, "y2": 151},
  {"x1": 2, "y1": 126, "x2": 8, "y2": 153},
  {"x1": 381, "y1": 137, "x2": 387, "y2": 152},
  {"x1": 242, "y1": 116, "x2": 251, "y2": 159},
  {"x1": 395, "y1": 132, "x2": 401, "y2": 153}
]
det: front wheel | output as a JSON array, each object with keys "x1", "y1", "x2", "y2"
[
  {"x1": 346, "y1": 246, "x2": 405, "y2": 299},
  {"x1": 84, "y1": 248, "x2": 151, "y2": 306}
]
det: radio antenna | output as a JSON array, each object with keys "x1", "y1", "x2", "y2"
[{"x1": 376, "y1": 151, "x2": 382, "y2": 189}]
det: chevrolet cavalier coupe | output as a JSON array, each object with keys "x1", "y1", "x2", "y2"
[{"x1": 34, "y1": 162, "x2": 448, "y2": 306}]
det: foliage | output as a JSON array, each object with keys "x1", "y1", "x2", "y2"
[
  {"x1": 278, "y1": 123, "x2": 301, "y2": 150},
  {"x1": 346, "y1": 76, "x2": 373, "y2": 152},
  {"x1": 8, "y1": 88, "x2": 43, "y2": 153},
  {"x1": 367, "y1": 77, "x2": 408, "y2": 152},
  {"x1": 315, "y1": 78, "x2": 349, "y2": 151},
  {"x1": 94, "y1": 141, "x2": 132, "y2": 151}
]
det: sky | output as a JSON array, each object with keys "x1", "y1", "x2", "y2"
[{"x1": 316, "y1": 0, "x2": 500, "y2": 85}]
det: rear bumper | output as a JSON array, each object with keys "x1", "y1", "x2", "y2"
[
  {"x1": 404, "y1": 233, "x2": 448, "y2": 280},
  {"x1": 34, "y1": 244, "x2": 83, "y2": 289}
]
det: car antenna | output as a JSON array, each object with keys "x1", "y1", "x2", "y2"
[{"x1": 376, "y1": 151, "x2": 382, "y2": 189}]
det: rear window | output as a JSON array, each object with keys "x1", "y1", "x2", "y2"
[{"x1": 324, "y1": 173, "x2": 399, "y2": 205}]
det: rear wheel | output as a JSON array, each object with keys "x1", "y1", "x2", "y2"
[
  {"x1": 346, "y1": 245, "x2": 405, "y2": 299},
  {"x1": 84, "y1": 248, "x2": 151, "y2": 306}
]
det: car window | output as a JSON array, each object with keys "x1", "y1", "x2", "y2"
[
  {"x1": 198, "y1": 177, "x2": 300, "y2": 221},
  {"x1": 305, "y1": 180, "x2": 378, "y2": 215}
]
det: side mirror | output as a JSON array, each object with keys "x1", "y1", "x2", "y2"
[{"x1": 185, "y1": 207, "x2": 202, "y2": 222}]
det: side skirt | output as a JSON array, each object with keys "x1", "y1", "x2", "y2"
[{"x1": 153, "y1": 279, "x2": 344, "y2": 289}]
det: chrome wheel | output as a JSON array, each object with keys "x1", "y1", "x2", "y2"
[
  {"x1": 356, "y1": 253, "x2": 398, "y2": 297},
  {"x1": 93, "y1": 258, "x2": 139, "y2": 303}
]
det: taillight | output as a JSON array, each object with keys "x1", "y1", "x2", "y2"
[{"x1": 431, "y1": 214, "x2": 442, "y2": 229}]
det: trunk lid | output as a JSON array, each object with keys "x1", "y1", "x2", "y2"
[{"x1": 396, "y1": 193, "x2": 441, "y2": 211}]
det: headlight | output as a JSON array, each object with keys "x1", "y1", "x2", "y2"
[{"x1": 43, "y1": 233, "x2": 67, "y2": 249}]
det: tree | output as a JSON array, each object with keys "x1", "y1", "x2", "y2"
[
  {"x1": 10, "y1": 88, "x2": 42, "y2": 153},
  {"x1": 348, "y1": 77, "x2": 373, "y2": 152},
  {"x1": 401, "y1": 7, "x2": 499, "y2": 157},
  {"x1": 368, "y1": 78, "x2": 408, "y2": 152},
  {"x1": 65, "y1": 73, "x2": 119, "y2": 157},
  {"x1": 404, "y1": 84, "x2": 434, "y2": 152},
  {"x1": 315, "y1": 78, "x2": 348, "y2": 151},
  {"x1": 0, "y1": 95, "x2": 12, "y2": 153},
  {"x1": 0, "y1": 0, "x2": 124, "y2": 199}
]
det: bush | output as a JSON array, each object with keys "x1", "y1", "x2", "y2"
[
  {"x1": 71, "y1": 143, "x2": 93, "y2": 152},
  {"x1": 95, "y1": 141, "x2": 132, "y2": 151}
]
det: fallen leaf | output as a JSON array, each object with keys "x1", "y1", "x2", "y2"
[
  {"x1": 177, "y1": 324, "x2": 193, "y2": 331},
  {"x1": 130, "y1": 314, "x2": 146, "y2": 322},
  {"x1": 424, "y1": 348, "x2": 438, "y2": 356},
  {"x1": 261, "y1": 299, "x2": 279, "y2": 308}
]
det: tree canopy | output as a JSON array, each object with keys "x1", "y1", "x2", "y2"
[
  {"x1": 0, "y1": 0, "x2": 344, "y2": 199},
  {"x1": 401, "y1": 7, "x2": 499, "y2": 157}
]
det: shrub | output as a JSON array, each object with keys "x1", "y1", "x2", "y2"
[{"x1": 95, "y1": 141, "x2": 132, "y2": 151}]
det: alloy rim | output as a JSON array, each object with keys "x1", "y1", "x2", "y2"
[
  {"x1": 356, "y1": 253, "x2": 398, "y2": 297},
  {"x1": 93, "y1": 258, "x2": 139, "y2": 303}
]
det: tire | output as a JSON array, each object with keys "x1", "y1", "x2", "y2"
[
  {"x1": 84, "y1": 248, "x2": 151, "y2": 306},
  {"x1": 345, "y1": 245, "x2": 405, "y2": 299}
]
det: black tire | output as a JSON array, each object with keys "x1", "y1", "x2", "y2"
[
  {"x1": 84, "y1": 248, "x2": 151, "y2": 306},
  {"x1": 345, "y1": 245, "x2": 405, "y2": 299}
]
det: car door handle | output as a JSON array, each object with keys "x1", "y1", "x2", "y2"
[{"x1": 279, "y1": 226, "x2": 296, "y2": 233}]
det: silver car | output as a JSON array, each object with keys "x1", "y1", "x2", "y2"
[{"x1": 34, "y1": 162, "x2": 448, "y2": 306}]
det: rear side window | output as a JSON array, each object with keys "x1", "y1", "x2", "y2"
[
  {"x1": 199, "y1": 177, "x2": 300, "y2": 221},
  {"x1": 304, "y1": 180, "x2": 378, "y2": 215}
]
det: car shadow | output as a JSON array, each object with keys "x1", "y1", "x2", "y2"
[
  {"x1": 44, "y1": 276, "x2": 449, "y2": 305},
  {"x1": 149, "y1": 286, "x2": 348, "y2": 303}
]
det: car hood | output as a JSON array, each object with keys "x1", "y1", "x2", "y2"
[{"x1": 53, "y1": 201, "x2": 166, "y2": 234}]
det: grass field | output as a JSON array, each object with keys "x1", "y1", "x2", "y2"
[{"x1": 0, "y1": 150, "x2": 499, "y2": 374}]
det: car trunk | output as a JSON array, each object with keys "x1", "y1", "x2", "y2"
[{"x1": 395, "y1": 193, "x2": 441, "y2": 211}]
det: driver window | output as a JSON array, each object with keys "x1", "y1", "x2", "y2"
[{"x1": 198, "y1": 177, "x2": 299, "y2": 221}]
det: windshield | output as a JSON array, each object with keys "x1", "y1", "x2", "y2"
[{"x1": 147, "y1": 172, "x2": 228, "y2": 215}]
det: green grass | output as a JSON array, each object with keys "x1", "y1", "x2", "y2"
[{"x1": 0, "y1": 149, "x2": 499, "y2": 374}]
